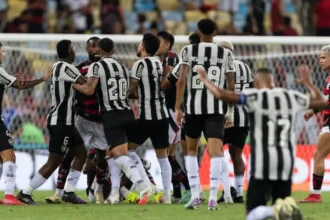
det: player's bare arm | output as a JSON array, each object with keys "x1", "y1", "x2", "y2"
[
  {"x1": 174, "y1": 64, "x2": 188, "y2": 126},
  {"x1": 73, "y1": 77, "x2": 99, "y2": 96},
  {"x1": 12, "y1": 66, "x2": 52, "y2": 90},
  {"x1": 128, "y1": 77, "x2": 139, "y2": 99},
  {"x1": 160, "y1": 65, "x2": 174, "y2": 90}
]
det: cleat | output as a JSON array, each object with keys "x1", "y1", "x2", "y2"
[
  {"x1": 179, "y1": 190, "x2": 191, "y2": 204},
  {"x1": 184, "y1": 198, "x2": 201, "y2": 210},
  {"x1": 208, "y1": 199, "x2": 219, "y2": 210},
  {"x1": 16, "y1": 190, "x2": 37, "y2": 205},
  {"x1": 4, "y1": 195, "x2": 24, "y2": 205},
  {"x1": 62, "y1": 191, "x2": 87, "y2": 204},
  {"x1": 273, "y1": 197, "x2": 303, "y2": 220},
  {"x1": 299, "y1": 193, "x2": 322, "y2": 203},
  {"x1": 153, "y1": 191, "x2": 163, "y2": 204},
  {"x1": 0, "y1": 200, "x2": 3, "y2": 204},
  {"x1": 139, "y1": 185, "x2": 156, "y2": 205},
  {"x1": 199, "y1": 192, "x2": 206, "y2": 203},
  {"x1": 94, "y1": 191, "x2": 104, "y2": 204},
  {"x1": 160, "y1": 191, "x2": 171, "y2": 204},
  {"x1": 45, "y1": 194, "x2": 62, "y2": 204},
  {"x1": 224, "y1": 196, "x2": 234, "y2": 204},
  {"x1": 126, "y1": 192, "x2": 139, "y2": 204},
  {"x1": 104, "y1": 195, "x2": 119, "y2": 204},
  {"x1": 217, "y1": 186, "x2": 237, "y2": 203},
  {"x1": 233, "y1": 196, "x2": 244, "y2": 203},
  {"x1": 171, "y1": 196, "x2": 181, "y2": 203}
]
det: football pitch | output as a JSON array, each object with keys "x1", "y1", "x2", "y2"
[{"x1": 1, "y1": 191, "x2": 330, "y2": 220}]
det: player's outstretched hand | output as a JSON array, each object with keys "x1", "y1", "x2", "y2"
[
  {"x1": 175, "y1": 109, "x2": 184, "y2": 127},
  {"x1": 42, "y1": 66, "x2": 53, "y2": 81},
  {"x1": 295, "y1": 64, "x2": 313, "y2": 86},
  {"x1": 195, "y1": 66, "x2": 207, "y2": 80},
  {"x1": 304, "y1": 109, "x2": 315, "y2": 121}
]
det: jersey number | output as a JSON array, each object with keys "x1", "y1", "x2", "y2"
[
  {"x1": 235, "y1": 83, "x2": 250, "y2": 93},
  {"x1": 267, "y1": 118, "x2": 291, "y2": 148},
  {"x1": 192, "y1": 65, "x2": 221, "y2": 90},
  {"x1": 108, "y1": 78, "x2": 127, "y2": 100}
]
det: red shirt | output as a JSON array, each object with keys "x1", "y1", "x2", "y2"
[
  {"x1": 314, "y1": 0, "x2": 330, "y2": 29},
  {"x1": 271, "y1": 0, "x2": 284, "y2": 33},
  {"x1": 283, "y1": 27, "x2": 298, "y2": 36}
]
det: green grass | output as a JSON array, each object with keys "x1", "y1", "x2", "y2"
[{"x1": 0, "y1": 191, "x2": 329, "y2": 220}]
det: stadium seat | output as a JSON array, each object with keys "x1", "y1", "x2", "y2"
[
  {"x1": 237, "y1": 2, "x2": 249, "y2": 16},
  {"x1": 215, "y1": 11, "x2": 231, "y2": 29},
  {"x1": 185, "y1": 10, "x2": 207, "y2": 22},
  {"x1": 162, "y1": 11, "x2": 184, "y2": 22},
  {"x1": 157, "y1": 0, "x2": 180, "y2": 11},
  {"x1": 144, "y1": 11, "x2": 158, "y2": 21},
  {"x1": 134, "y1": 0, "x2": 156, "y2": 12},
  {"x1": 187, "y1": 21, "x2": 198, "y2": 33},
  {"x1": 124, "y1": 11, "x2": 139, "y2": 32},
  {"x1": 120, "y1": 0, "x2": 133, "y2": 11},
  {"x1": 203, "y1": 0, "x2": 218, "y2": 5},
  {"x1": 285, "y1": 3, "x2": 296, "y2": 14},
  {"x1": 7, "y1": 0, "x2": 26, "y2": 20}
]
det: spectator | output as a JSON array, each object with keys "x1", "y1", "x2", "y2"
[
  {"x1": 314, "y1": 0, "x2": 330, "y2": 36},
  {"x1": 0, "y1": 8, "x2": 9, "y2": 32},
  {"x1": 181, "y1": 0, "x2": 201, "y2": 10},
  {"x1": 101, "y1": 0, "x2": 126, "y2": 34},
  {"x1": 271, "y1": 0, "x2": 285, "y2": 36},
  {"x1": 136, "y1": 13, "x2": 147, "y2": 34},
  {"x1": 27, "y1": 0, "x2": 46, "y2": 33},
  {"x1": 65, "y1": 0, "x2": 90, "y2": 33},
  {"x1": 149, "y1": 10, "x2": 164, "y2": 34},
  {"x1": 283, "y1": 16, "x2": 298, "y2": 36},
  {"x1": 218, "y1": 0, "x2": 239, "y2": 25}
]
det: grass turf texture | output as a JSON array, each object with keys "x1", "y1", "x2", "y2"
[{"x1": 0, "y1": 191, "x2": 328, "y2": 220}]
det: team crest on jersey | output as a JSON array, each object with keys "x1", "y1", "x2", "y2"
[
  {"x1": 93, "y1": 64, "x2": 99, "y2": 76},
  {"x1": 65, "y1": 66, "x2": 78, "y2": 79}
]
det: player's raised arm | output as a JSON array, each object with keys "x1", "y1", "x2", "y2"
[{"x1": 74, "y1": 62, "x2": 99, "y2": 95}]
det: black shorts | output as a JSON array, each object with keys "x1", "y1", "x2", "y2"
[
  {"x1": 224, "y1": 127, "x2": 249, "y2": 149},
  {"x1": 0, "y1": 121, "x2": 14, "y2": 152},
  {"x1": 246, "y1": 177, "x2": 292, "y2": 212},
  {"x1": 102, "y1": 110, "x2": 136, "y2": 149},
  {"x1": 184, "y1": 114, "x2": 225, "y2": 140},
  {"x1": 181, "y1": 126, "x2": 186, "y2": 141},
  {"x1": 129, "y1": 119, "x2": 169, "y2": 149},
  {"x1": 48, "y1": 125, "x2": 84, "y2": 155}
]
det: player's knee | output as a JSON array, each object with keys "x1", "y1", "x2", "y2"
[{"x1": 0, "y1": 149, "x2": 16, "y2": 162}]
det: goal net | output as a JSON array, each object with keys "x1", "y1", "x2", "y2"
[{"x1": 0, "y1": 34, "x2": 328, "y2": 191}]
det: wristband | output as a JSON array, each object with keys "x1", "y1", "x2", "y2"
[{"x1": 238, "y1": 94, "x2": 247, "y2": 105}]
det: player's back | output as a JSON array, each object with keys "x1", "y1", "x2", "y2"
[
  {"x1": 131, "y1": 56, "x2": 168, "y2": 120},
  {"x1": 47, "y1": 61, "x2": 81, "y2": 126},
  {"x1": 91, "y1": 58, "x2": 131, "y2": 114},
  {"x1": 180, "y1": 42, "x2": 235, "y2": 115},
  {"x1": 244, "y1": 87, "x2": 310, "y2": 181}
]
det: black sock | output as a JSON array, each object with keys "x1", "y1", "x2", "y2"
[
  {"x1": 173, "y1": 183, "x2": 182, "y2": 198},
  {"x1": 168, "y1": 155, "x2": 190, "y2": 190}
]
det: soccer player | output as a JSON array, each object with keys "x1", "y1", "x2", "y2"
[
  {"x1": 156, "y1": 30, "x2": 191, "y2": 203},
  {"x1": 128, "y1": 33, "x2": 172, "y2": 204},
  {"x1": 197, "y1": 65, "x2": 326, "y2": 219},
  {"x1": 0, "y1": 43, "x2": 52, "y2": 205},
  {"x1": 17, "y1": 40, "x2": 88, "y2": 205},
  {"x1": 175, "y1": 18, "x2": 236, "y2": 210},
  {"x1": 74, "y1": 37, "x2": 156, "y2": 205},
  {"x1": 300, "y1": 45, "x2": 330, "y2": 203},
  {"x1": 217, "y1": 40, "x2": 254, "y2": 203}
]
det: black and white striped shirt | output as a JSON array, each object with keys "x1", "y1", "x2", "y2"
[
  {"x1": 179, "y1": 43, "x2": 235, "y2": 115},
  {"x1": 0, "y1": 67, "x2": 16, "y2": 116},
  {"x1": 88, "y1": 58, "x2": 131, "y2": 113},
  {"x1": 233, "y1": 60, "x2": 254, "y2": 127},
  {"x1": 243, "y1": 88, "x2": 310, "y2": 181},
  {"x1": 47, "y1": 61, "x2": 81, "y2": 126},
  {"x1": 131, "y1": 57, "x2": 168, "y2": 120}
]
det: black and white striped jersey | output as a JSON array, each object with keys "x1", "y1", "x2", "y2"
[
  {"x1": 179, "y1": 42, "x2": 235, "y2": 115},
  {"x1": 47, "y1": 61, "x2": 81, "y2": 126},
  {"x1": 243, "y1": 88, "x2": 309, "y2": 181},
  {"x1": 232, "y1": 60, "x2": 254, "y2": 127},
  {"x1": 131, "y1": 56, "x2": 169, "y2": 120},
  {"x1": 88, "y1": 58, "x2": 131, "y2": 113},
  {"x1": 0, "y1": 67, "x2": 16, "y2": 116}
]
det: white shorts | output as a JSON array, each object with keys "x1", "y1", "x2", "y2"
[
  {"x1": 75, "y1": 116, "x2": 108, "y2": 150},
  {"x1": 218, "y1": 0, "x2": 239, "y2": 12},
  {"x1": 320, "y1": 126, "x2": 330, "y2": 135},
  {"x1": 168, "y1": 109, "x2": 181, "y2": 144}
]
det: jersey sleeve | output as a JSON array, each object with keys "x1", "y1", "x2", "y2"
[
  {"x1": 131, "y1": 60, "x2": 144, "y2": 80},
  {"x1": 62, "y1": 65, "x2": 81, "y2": 82},
  {"x1": 242, "y1": 88, "x2": 259, "y2": 112},
  {"x1": 164, "y1": 52, "x2": 179, "y2": 67},
  {"x1": 245, "y1": 63, "x2": 254, "y2": 83},
  {"x1": 87, "y1": 63, "x2": 101, "y2": 78},
  {"x1": 224, "y1": 49, "x2": 236, "y2": 74},
  {"x1": 179, "y1": 45, "x2": 189, "y2": 66},
  {"x1": 0, "y1": 67, "x2": 16, "y2": 87},
  {"x1": 289, "y1": 90, "x2": 310, "y2": 111},
  {"x1": 167, "y1": 64, "x2": 181, "y2": 85}
]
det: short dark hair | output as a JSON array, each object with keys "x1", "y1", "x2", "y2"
[
  {"x1": 86, "y1": 36, "x2": 100, "y2": 46},
  {"x1": 197, "y1": 18, "x2": 217, "y2": 36},
  {"x1": 157, "y1": 31, "x2": 175, "y2": 50},
  {"x1": 189, "y1": 33, "x2": 200, "y2": 44},
  {"x1": 142, "y1": 33, "x2": 160, "y2": 56},
  {"x1": 99, "y1": 38, "x2": 114, "y2": 53},
  {"x1": 56, "y1": 39, "x2": 72, "y2": 59},
  {"x1": 256, "y1": 67, "x2": 273, "y2": 75},
  {"x1": 283, "y1": 16, "x2": 291, "y2": 26}
]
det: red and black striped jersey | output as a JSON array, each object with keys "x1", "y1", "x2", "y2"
[{"x1": 323, "y1": 76, "x2": 330, "y2": 125}]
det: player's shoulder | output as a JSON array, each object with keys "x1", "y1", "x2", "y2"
[{"x1": 164, "y1": 51, "x2": 178, "y2": 59}]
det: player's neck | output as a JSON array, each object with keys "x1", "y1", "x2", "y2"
[
  {"x1": 59, "y1": 58, "x2": 72, "y2": 64},
  {"x1": 141, "y1": 52, "x2": 153, "y2": 58},
  {"x1": 200, "y1": 36, "x2": 213, "y2": 43}
]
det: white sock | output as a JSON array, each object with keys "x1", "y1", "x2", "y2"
[
  {"x1": 55, "y1": 188, "x2": 63, "y2": 196},
  {"x1": 3, "y1": 161, "x2": 16, "y2": 195},
  {"x1": 114, "y1": 155, "x2": 148, "y2": 192},
  {"x1": 91, "y1": 177, "x2": 97, "y2": 190},
  {"x1": 95, "y1": 183, "x2": 103, "y2": 193},
  {"x1": 313, "y1": 190, "x2": 321, "y2": 194},
  {"x1": 0, "y1": 163, "x2": 3, "y2": 180},
  {"x1": 128, "y1": 151, "x2": 152, "y2": 185},
  {"x1": 158, "y1": 157, "x2": 172, "y2": 200},
  {"x1": 64, "y1": 169, "x2": 81, "y2": 193},
  {"x1": 120, "y1": 186, "x2": 130, "y2": 198},
  {"x1": 186, "y1": 155, "x2": 200, "y2": 199},
  {"x1": 209, "y1": 157, "x2": 221, "y2": 201},
  {"x1": 184, "y1": 156, "x2": 188, "y2": 171},
  {"x1": 23, "y1": 172, "x2": 47, "y2": 195},
  {"x1": 246, "y1": 206, "x2": 274, "y2": 220},
  {"x1": 108, "y1": 158, "x2": 121, "y2": 192},
  {"x1": 220, "y1": 157, "x2": 231, "y2": 198},
  {"x1": 235, "y1": 174, "x2": 244, "y2": 197}
]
